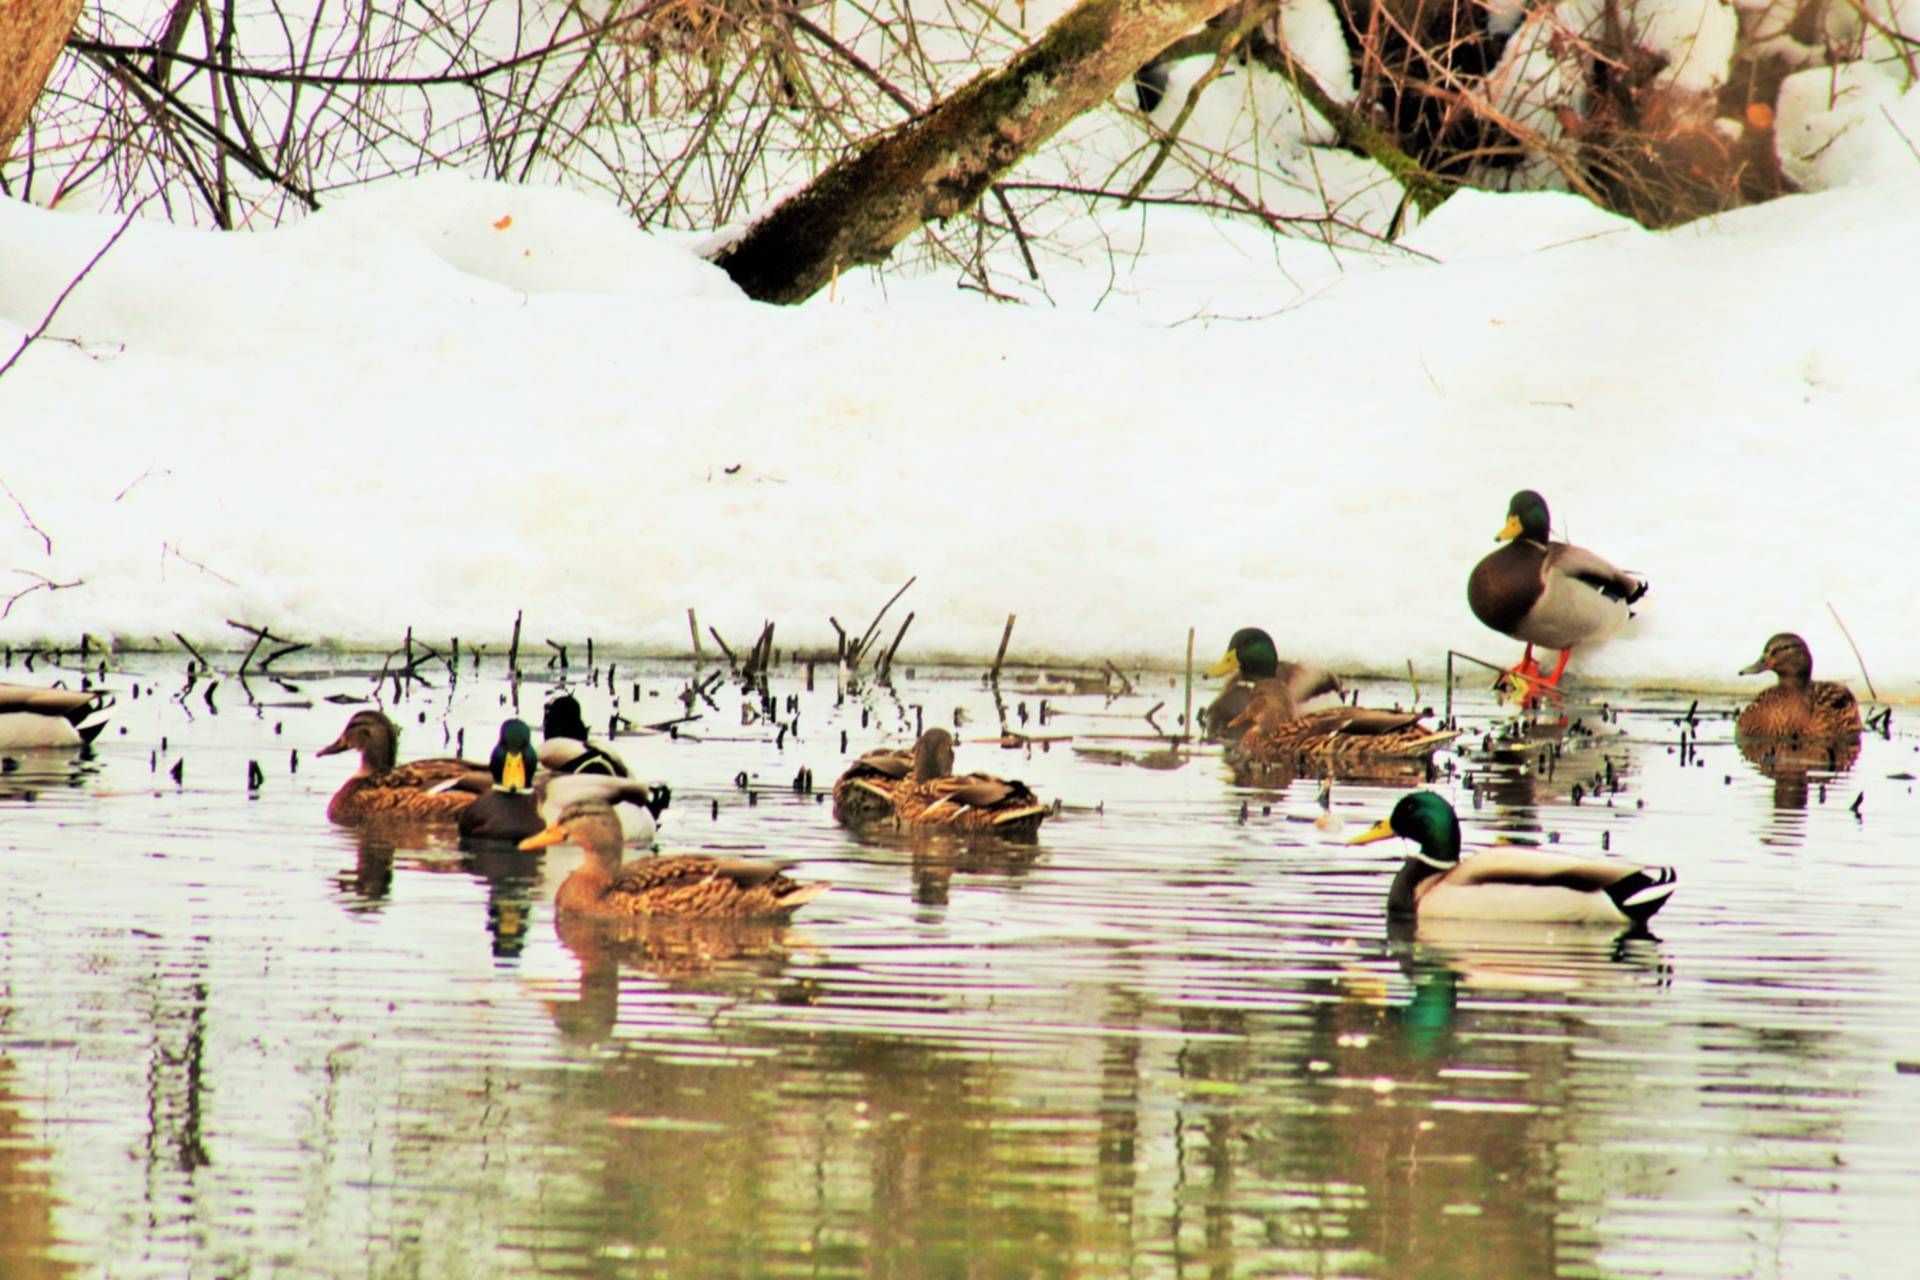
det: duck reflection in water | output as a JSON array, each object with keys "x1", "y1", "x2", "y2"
[{"x1": 545, "y1": 913, "x2": 808, "y2": 1044}]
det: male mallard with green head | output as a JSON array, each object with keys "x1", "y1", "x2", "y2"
[
  {"x1": 0, "y1": 681, "x2": 113, "y2": 748},
  {"x1": 317, "y1": 709, "x2": 482, "y2": 824},
  {"x1": 520, "y1": 800, "x2": 828, "y2": 919},
  {"x1": 458, "y1": 719, "x2": 545, "y2": 843},
  {"x1": 1349, "y1": 791, "x2": 1676, "y2": 925},
  {"x1": 831, "y1": 728, "x2": 1048, "y2": 836},
  {"x1": 540, "y1": 693, "x2": 631, "y2": 777},
  {"x1": 1467, "y1": 490, "x2": 1646, "y2": 703},
  {"x1": 1736, "y1": 633, "x2": 1862, "y2": 739},
  {"x1": 1203, "y1": 627, "x2": 1342, "y2": 738}
]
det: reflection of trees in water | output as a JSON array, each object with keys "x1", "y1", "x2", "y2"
[{"x1": 1, "y1": 1024, "x2": 69, "y2": 1279}]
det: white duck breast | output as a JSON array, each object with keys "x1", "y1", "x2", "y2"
[
  {"x1": 0, "y1": 683, "x2": 113, "y2": 748},
  {"x1": 537, "y1": 774, "x2": 663, "y2": 846},
  {"x1": 1513, "y1": 547, "x2": 1636, "y2": 651},
  {"x1": 1417, "y1": 847, "x2": 1675, "y2": 924}
]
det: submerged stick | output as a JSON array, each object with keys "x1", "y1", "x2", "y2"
[
  {"x1": 992, "y1": 613, "x2": 1017, "y2": 681},
  {"x1": 1826, "y1": 601, "x2": 1879, "y2": 702},
  {"x1": 851, "y1": 575, "x2": 916, "y2": 668},
  {"x1": 1183, "y1": 627, "x2": 1194, "y2": 742},
  {"x1": 173, "y1": 631, "x2": 211, "y2": 671},
  {"x1": 688, "y1": 608, "x2": 703, "y2": 663},
  {"x1": 880, "y1": 611, "x2": 914, "y2": 679}
]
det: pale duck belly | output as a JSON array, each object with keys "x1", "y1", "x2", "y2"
[
  {"x1": 0, "y1": 711, "x2": 83, "y2": 748},
  {"x1": 1510, "y1": 571, "x2": 1630, "y2": 651},
  {"x1": 1418, "y1": 881, "x2": 1630, "y2": 925}
]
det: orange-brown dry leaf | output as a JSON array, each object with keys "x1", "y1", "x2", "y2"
[
  {"x1": 493, "y1": 214, "x2": 513, "y2": 230},
  {"x1": 1745, "y1": 102, "x2": 1775, "y2": 131}
]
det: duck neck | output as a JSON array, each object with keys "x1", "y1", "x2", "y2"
[
  {"x1": 1387, "y1": 859, "x2": 1441, "y2": 915},
  {"x1": 557, "y1": 850, "x2": 618, "y2": 912},
  {"x1": 363, "y1": 737, "x2": 396, "y2": 775}
]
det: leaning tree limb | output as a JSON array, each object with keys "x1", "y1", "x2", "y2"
[{"x1": 714, "y1": 0, "x2": 1240, "y2": 305}]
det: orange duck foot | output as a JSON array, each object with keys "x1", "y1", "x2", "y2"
[{"x1": 1496, "y1": 646, "x2": 1571, "y2": 708}]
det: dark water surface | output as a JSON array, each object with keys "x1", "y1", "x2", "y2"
[{"x1": 1, "y1": 654, "x2": 1916, "y2": 1277}]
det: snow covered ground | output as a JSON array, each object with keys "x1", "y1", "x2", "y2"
[{"x1": 3, "y1": 36, "x2": 1919, "y2": 692}]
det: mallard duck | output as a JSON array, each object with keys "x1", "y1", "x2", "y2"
[
  {"x1": 520, "y1": 801, "x2": 828, "y2": 919},
  {"x1": 1203, "y1": 627, "x2": 1342, "y2": 738},
  {"x1": 445, "y1": 763, "x2": 671, "y2": 845},
  {"x1": 1230, "y1": 683, "x2": 1458, "y2": 765},
  {"x1": 1736, "y1": 633, "x2": 1862, "y2": 739},
  {"x1": 0, "y1": 681, "x2": 112, "y2": 748},
  {"x1": 831, "y1": 728, "x2": 1048, "y2": 836},
  {"x1": 540, "y1": 693, "x2": 630, "y2": 776},
  {"x1": 457, "y1": 719, "x2": 545, "y2": 843},
  {"x1": 1467, "y1": 490, "x2": 1646, "y2": 701},
  {"x1": 1349, "y1": 791, "x2": 1677, "y2": 925},
  {"x1": 316, "y1": 709, "x2": 482, "y2": 824},
  {"x1": 538, "y1": 774, "x2": 670, "y2": 846}
]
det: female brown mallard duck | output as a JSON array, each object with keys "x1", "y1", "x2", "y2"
[
  {"x1": 520, "y1": 801, "x2": 828, "y2": 919},
  {"x1": 1350, "y1": 792, "x2": 1677, "y2": 925},
  {"x1": 1736, "y1": 633, "x2": 1862, "y2": 739},
  {"x1": 1467, "y1": 490, "x2": 1646, "y2": 702},
  {"x1": 1228, "y1": 683, "x2": 1457, "y2": 766},
  {"x1": 317, "y1": 709, "x2": 483, "y2": 824},
  {"x1": 1203, "y1": 627, "x2": 1342, "y2": 738},
  {"x1": 0, "y1": 681, "x2": 112, "y2": 748},
  {"x1": 831, "y1": 728, "x2": 1048, "y2": 836}
]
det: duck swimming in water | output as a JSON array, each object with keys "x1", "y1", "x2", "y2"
[
  {"x1": 831, "y1": 728, "x2": 1048, "y2": 836},
  {"x1": 1349, "y1": 791, "x2": 1676, "y2": 926},
  {"x1": 520, "y1": 801, "x2": 828, "y2": 919},
  {"x1": 317, "y1": 709, "x2": 481, "y2": 824},
  {"x1": 0, "y1": 681, "x2": 112, "y2": 748},
  {"x1": 1736, "y1": 633, "x2": 1862, "y2": 739}
]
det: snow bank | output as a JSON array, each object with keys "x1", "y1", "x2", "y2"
[{"x1": 3, "y1": 173, "x2": 1918, "y2": 692}]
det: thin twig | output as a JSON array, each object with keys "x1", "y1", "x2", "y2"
[
  {"x1": 0, "y1": 478, "x2": 52, "y2": 554},
  {"x1": 1827, "y1": 602, "x2": 1879, "y2": 702},
  {"x1": 0, "y1": 194, "x2": 154, "y2": 382},
  {"x1": 1, "y1": 572, "x2": 82, "y2": 619}
]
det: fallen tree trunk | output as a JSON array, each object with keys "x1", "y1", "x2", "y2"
[
  {"x1": 0, "y1": 0, "x2": 79, "y2": 162},
  {"x1": 714, "y1": 0, "x2": 1237, "y2": 305}
]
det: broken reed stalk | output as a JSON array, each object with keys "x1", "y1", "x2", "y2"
[
  {"x1": 1183, "y1": 628, "x2": 1195, "y2": 743},
  {"x1": 172, "y1": 631, "x2": 211, "y2": 671},
  {"x1": 850, "y1": 576, "x2": 917, "y2": 668},
  {"x1": 1406, "y1": 659, "x2": 1420, "y2": 706},
  {"x1": 707, "y1": 625, "x2": 737, "y2": 669},
  {"x1": 508, "y1": 609, "x2": 523, "y2": 674},
  {"x1": 1826, "y1": 602, "x2": 1879, "y2": 701},
  {"x1": 1103, "y1": 660, "x2": 1133, "y2": 696},
  {"x1": 880, "y1": 611, "x2": 914, "y2": 679},
  {"x1": 688, "y1": 608, "x2": 703, "y2": 663},
  {"x1": 992, "y1": 613, "x2": 1016, "y2": 681}
]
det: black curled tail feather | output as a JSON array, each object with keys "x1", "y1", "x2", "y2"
[{"x1": 1606, "y1": 866, "x2": 1677, "y2": 926}]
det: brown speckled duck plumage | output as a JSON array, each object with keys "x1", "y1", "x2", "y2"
[
  {"x1": 1230, "y1": 685, "x2": 1459, "y2": 766},
  {"x1": 317, "y1": 709, "x2": 482, "y2": 824},
  {"x1": 1736, "y1": 633, "x2": 1862, "y2": 739},
  {"x1": 522, "y1": 802, "x2": 828, "y2": 919},
  {"x1": 831, "y1": 728, "x2": 1048, "y2": 836}
]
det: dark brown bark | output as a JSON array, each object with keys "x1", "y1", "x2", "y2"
[
  {"x1": 714, "y1": 0, "x2": 1238, "y2": 305},
  {"x1": 0, "y1": 0, "x2": 80, "y2": 162}
]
